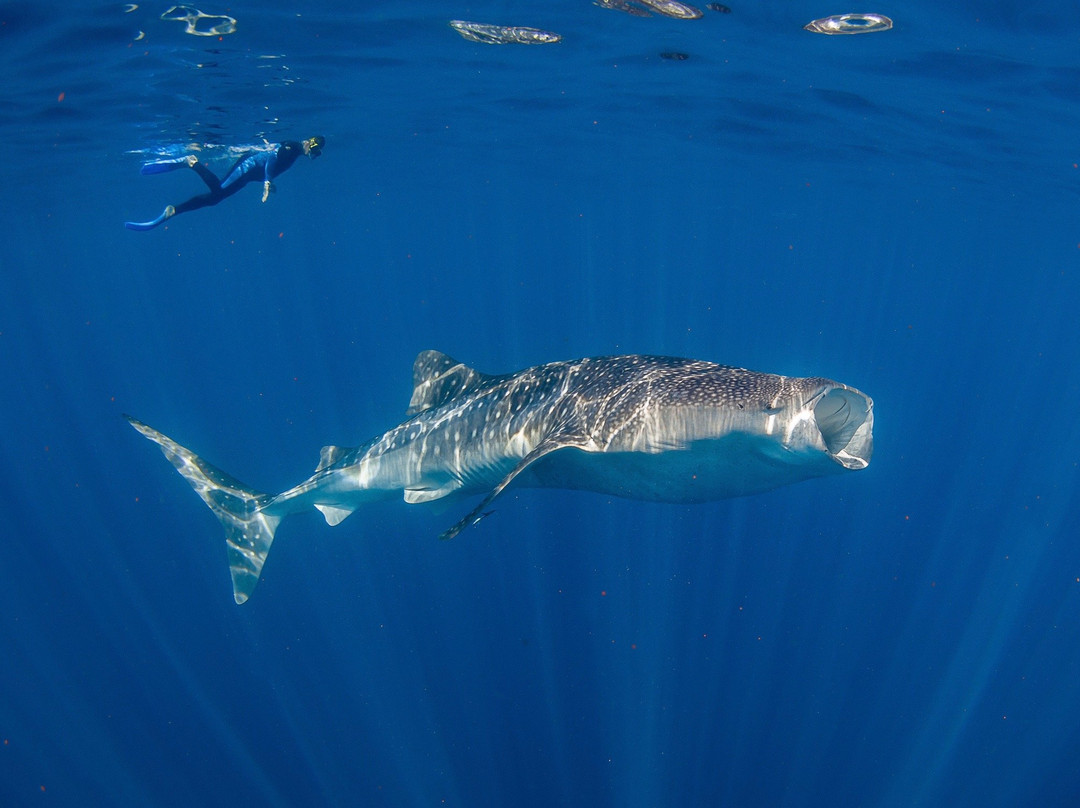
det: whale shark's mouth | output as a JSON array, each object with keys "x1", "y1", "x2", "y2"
[{"x1": 813, "y1": 386, "x2": 874, "y2": 470}]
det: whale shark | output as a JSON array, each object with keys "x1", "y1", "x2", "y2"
[{"x1": 126, "y1": 351, "x2": 874, "y2": 603}]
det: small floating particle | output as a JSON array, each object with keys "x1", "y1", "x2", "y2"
[
  {"x1": 449, "y1": 20, "x2": 561, "y2": 44},
  {"x1": 706, "y1": 3, "x2": 731, "y2": 12},
  {"x1": 660, "y1": 51, "x2": 690, "y2": 60},
  {"x1": 804, "y1": 13, "x2": 892, "y2": 35}
]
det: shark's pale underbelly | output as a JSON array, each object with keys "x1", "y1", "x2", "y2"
[{"x1": 518, "y1": 435, "x2": 845, "y2": 502}]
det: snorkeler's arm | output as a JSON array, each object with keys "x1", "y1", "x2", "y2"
[{"x1": 261, "y1": 147, "x2": 280, "y2": 202}]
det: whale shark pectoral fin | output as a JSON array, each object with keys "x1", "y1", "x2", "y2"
[
  {"x1": 314, "y1": 504, "x2": 355, "y2": 526},
  {"x1": 439, "y1": 436, "x2": 586, "y2": 541},
  {"x1": 404, "y1": 483, "x2": 462, "y2": 505}
]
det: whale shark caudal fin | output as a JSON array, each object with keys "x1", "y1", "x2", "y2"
[{"x1": 124, "y1": 416, "x2": 281, "y2": 604}]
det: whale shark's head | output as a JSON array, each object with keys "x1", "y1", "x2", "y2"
[
  {"x1": 787, "y1": 381, "x2": 874, "y2": 471},
  {"x1": 606, "y1": 361, "x2": 874, "y2": 483},
  {"x1": 567, "y1": 366, "x2": 875, "y2": 502}
]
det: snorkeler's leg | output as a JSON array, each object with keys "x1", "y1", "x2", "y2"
[
  {"x1": 124, "y1": 205, "x2": 176, "y2": 231},
  {"x1": 124, "y1": 186, "x2": 223, "y2": 230},
  {"x1": 188, "y1": 158, "x2": 224, "y2": 192},
  {"x1": 172, "y1": 191, "x2": 225, "y2": 217}
]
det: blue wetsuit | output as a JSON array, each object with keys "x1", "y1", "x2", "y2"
[
  {"x1": 125, "y1": 141, "x2": 307, "y2": 231},
  {"x1": 216, "y1": 142, "x2": 304, "y2": 196}
]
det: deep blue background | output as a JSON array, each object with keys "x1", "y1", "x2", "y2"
[{"x1": 2, "y1": 1, "x2": 1079, "y2": 805}]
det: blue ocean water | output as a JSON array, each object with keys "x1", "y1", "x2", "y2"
[{"x1": 2, "y1": 0, "x2": 1079, "y2": 804}]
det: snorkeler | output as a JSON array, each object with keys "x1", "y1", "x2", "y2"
[{"x1": 124, "y1": 136, "x2": 325, "y2": 231}]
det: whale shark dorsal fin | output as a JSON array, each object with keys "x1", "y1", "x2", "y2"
[
  {"x1": 407, "y1": 350, "x2": 488, "y2": 416},
  {"x1": 316, "y1": 445, "x2": 348, "y2": 472}
]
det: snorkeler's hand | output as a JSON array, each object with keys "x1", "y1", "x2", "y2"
[{"x1": 262, "y1": 180, "x2": 274, "y2": 202}]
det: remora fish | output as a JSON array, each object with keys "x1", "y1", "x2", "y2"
[{"x1": 126, "y1": 351, "x2": 874, "y2": 603}]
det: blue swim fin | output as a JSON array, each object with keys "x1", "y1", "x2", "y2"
[
  {"x1": 140, "y1": 157, "x2": 193, "y2": 175},
  {"x1": 124, "y1": 205, "x2": 175, "y2": 231}
]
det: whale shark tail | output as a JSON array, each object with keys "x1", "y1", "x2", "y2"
[{"x1": 124, "y1": 416, "x2": 281, "y2": 604}]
